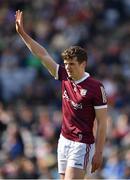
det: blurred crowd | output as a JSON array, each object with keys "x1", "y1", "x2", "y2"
[{"x1": 0, "y1": 0, "x2": 130, "y2": 179}]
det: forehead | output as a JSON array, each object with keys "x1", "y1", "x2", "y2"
[{"x1": 63, "y1": 57, "x2": 78, "y2": 64}]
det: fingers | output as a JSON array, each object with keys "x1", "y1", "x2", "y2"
[
  {"x1": 15, "y1": 10, "x2": 23, "y2": 21},
  {"x1": 15, "y1": 10, "x2": 22, "y2": 15},
  {"x1": 91, "y1": 164, "x2": 99, "y2": 173},
  {"x1": 91, "y1": 163, "x2": 97, "y2": 173},
  {"x1": 91, "y1": 159, "x2": 101, "y2": 173}
]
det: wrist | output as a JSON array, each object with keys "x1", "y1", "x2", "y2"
[
  {"x1": 19, "y1": 29, "x2": 25, "y2": 35},
  {"x1": 95, "y1": 150, "x2": 103, "y2": 155}
]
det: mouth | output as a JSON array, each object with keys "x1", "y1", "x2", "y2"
[{"x1": 67, "y1": 71, "x2": 72, "y2": 76}]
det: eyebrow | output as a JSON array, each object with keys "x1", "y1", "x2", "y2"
[{"x1": 64, "y1": 62, "x2": 75, "y2": 64}]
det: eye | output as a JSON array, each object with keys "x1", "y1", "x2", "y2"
[{"x1": 64, "y1": 63, "x2": 68, "y2": 66}]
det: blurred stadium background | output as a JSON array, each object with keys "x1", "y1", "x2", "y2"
[{"x1": 0, "y1": 0, "x2": 130, "y2": 179}]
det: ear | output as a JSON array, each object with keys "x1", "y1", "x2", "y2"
[{"x1": 81, "y1": 61, "x2": 87, "y2": 68}]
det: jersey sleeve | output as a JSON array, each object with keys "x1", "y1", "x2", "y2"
[
  {"x1": 55, "y1": 64, "x2": 68, "y2": 81},
  {"x1": 93, "y1": 83, "x2": 107, "y2": 109}
]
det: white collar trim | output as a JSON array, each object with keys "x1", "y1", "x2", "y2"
[{"x1": 75, "y1": 72, "x2": 90, "y2": 84}]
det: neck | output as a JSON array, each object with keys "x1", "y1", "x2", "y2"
[{"x1": 72, "y1": 72, "x2": 86, "y2": 81}]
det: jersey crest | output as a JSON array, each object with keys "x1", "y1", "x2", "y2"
[
  {"x1": 80, "y1": 89, "x2": 87, "y2": 96},
  {"x1": 63, "y1": 90, "x2": 82, "y2": 110}
]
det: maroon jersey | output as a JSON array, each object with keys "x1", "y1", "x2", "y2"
[{"x1": 56, "y1": 65, "x2": 107, "y2": 144}]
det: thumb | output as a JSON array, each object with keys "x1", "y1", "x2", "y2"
[
  {"x1": 91, "y1": 158, "x2": 96, "y2": 173},
  {"x1": 16, "y1": 20, "x2": 20, "y2": 25},
  {"x1": 15, "y1": 21, "x2": 22, "y2": 33},
  {"x1": 91, "y1": 165, "x2": 95, "y2": 173}
]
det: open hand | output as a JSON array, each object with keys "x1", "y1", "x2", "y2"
[
  {"x1": 91, "y1": 153, "x2": 103, "y2": 173},
  {"x1": 15, "y1": 10, "x2": 24, "y2": 34}
]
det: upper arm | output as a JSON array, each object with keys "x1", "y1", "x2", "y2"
[
  {"x1": 19, "y1": 28, "x2": 58, "y2": 77},
  {"x1": 95, "y1": 108, "x2": 108, "y2": 125},
  {"x1": 40, "y1": 54, "x2": 58, "y2": 77}
]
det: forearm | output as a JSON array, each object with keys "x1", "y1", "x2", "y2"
[
  {"x1": 15, "y1": 10, "x2": 57, "y2": 77},
  {"x1": 95, "y1": 122, "x2": 107, "y2": 154},
  {"x1": 19, "y1": 30, "x2": 49, "y2": 59}
]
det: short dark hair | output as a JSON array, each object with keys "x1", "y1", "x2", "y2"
[{"x1": 61, "y1": 46, "x2": 88, "y2": 64}]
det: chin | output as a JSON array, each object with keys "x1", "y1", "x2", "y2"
[
  {"x1": 67, "y1": 73, "x2": 71, "y2": 77},
  {"x1": 70, "y1": 74, "x2": 74, "y2": 78},
  {"x1": 67, "y1": 72, "x2": 74, "y2": 79}
]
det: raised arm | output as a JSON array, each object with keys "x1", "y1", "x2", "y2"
[
  {"x1": 91, "y1": 108, "x2": 107, "y2": 173},
  {"x1": 15, "y1": 10, "x2": 58, "y2": 77}
]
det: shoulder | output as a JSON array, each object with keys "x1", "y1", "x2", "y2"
[
  {"x1": 55, "y1": 64, "x2": 68, "y2": 81},
  {"x1": 86, "y1": 76, "x2": 107, "y2": 100},
  {"x1": 87, "y1": 77, "x2": 107, "y2": 105},
  {"x1": 87, "y1": 76, "x2": 104, "y2": 88}
]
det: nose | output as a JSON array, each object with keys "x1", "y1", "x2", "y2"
[{"x1": 66, "y1": 64, "x2": 70, "y2": 70}]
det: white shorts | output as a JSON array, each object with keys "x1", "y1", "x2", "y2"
[{"x1": 57, "y1": 134, "x2": 95, "y2": 175}]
